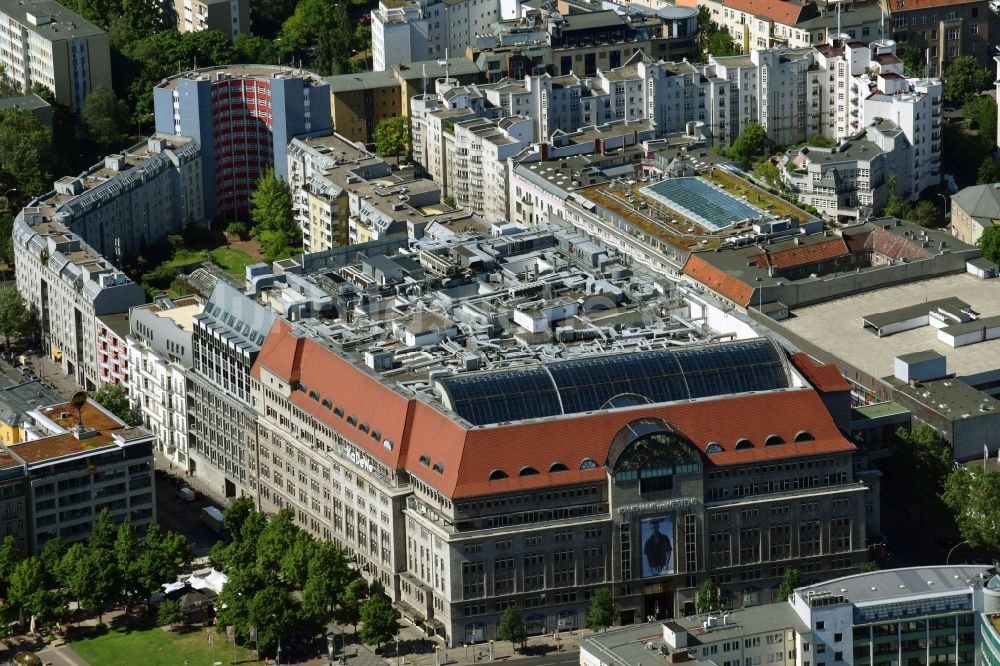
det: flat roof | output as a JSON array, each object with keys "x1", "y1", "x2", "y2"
[
  {"x1": 797, "y1": 565, "x2": 992, "y2": 605},
  {"x1": 940, "y1": 313, "x2": 1000, "y2": 337},
  {"x1": 9, "y1": 402, "x2": 133, "y2": 464},
  {"x1": 0, "y1": 0, "x2": 105, "y2": 40},
  {"x1": 896, "y1": 350, "x2": 945, "y2": 364},
  {"x1": 776, "y1": 273, "x2": 1000, "y2": 380},
  {"x1": 889, "y1": 376, "x2": 999, "y2": 419},
  {"x1": 852, "y1": 401, "x2": 910, "y2": 419},
  {"x1": 861, "y1": 297, "x2": 970, "y2": 330}
]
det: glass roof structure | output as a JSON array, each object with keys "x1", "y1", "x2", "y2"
[
  {"x1": 641, "y1": 177, "x2": 774, "y2": 232},
  {"x1": 438, "y1": 338, "x2": 791, "y2": 425}
]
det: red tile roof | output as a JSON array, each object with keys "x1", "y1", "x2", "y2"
[
  {"x1": 254, "y1": 322, "x2": 857, "y2": 499},
  {"x1": 720, "y1": 0, "x2": 819, "y2": 24},
  {"x1": 789, "y1": 353, "x2": 852, "y2": 393},
  {"x1": 749, "y1": 239, "x2": 850, "y2": 270},
  {"x1": 682, "y1": 253, "x2": 755, "y2": 306}
]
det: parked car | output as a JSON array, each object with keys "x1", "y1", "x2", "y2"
[{"x1": 177, "y1": 487, "x2": 196, "y2": 502}]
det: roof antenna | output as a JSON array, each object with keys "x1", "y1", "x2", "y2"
[
  {"x1": 444, "y1": 48, "x2": 450, "y2": 80},
  {"x1": 837, "y1": 3, "x2": 841, "y2": 39},
  {"x1": 422, "y1": 63, "x2": 428, "y2": 96},
  {"x1": 880, "y1": 3, "x2": 885, "y2": 39}
]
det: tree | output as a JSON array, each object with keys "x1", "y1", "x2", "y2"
[
  {"x1": 115, "y1": 521, "x2": 142, "y2": 612},
  {"x1": 776, "y1": 568, "x2": 802, "y2": 601},
  {"x1": 93, "y1": 383, "x2": 138, "y2": 425},
  {"x1": 38, "y1": 537, "x2": 66, "y2": 587},
  {"x1": 225, "y1": 221, "x2": 248, "y2": 239},
  {"x1": 302, "y1": 541, "x2": 354, "y2": 629},
  {"x1": 696, "y1": 6, "x2": 715, "y2": 55},
  {"x1": 82, "y1": 86, "x2": 131, "y2": 151},
  {"x1": 250, "y1": 0, "x2": 298, "y2": 38},
  {"x1": 754, "y1": 158, "x2": 782, "y2": 190},
  {"x1": 695, "y1": 578, "x2": 721, "y2": 613},
  {"x1": 978, "y1": 157, "x2": 1000, "y2": 185},
  {"x1": 882, "y1": 173, "x2": 911, "y2": 219},
  {"x1": 107, "y1": 0, "x2": 168, "y2": 50},
  {"x1": 944, "y1": 56, "x2": 993, "y2": 105},
  {"x1": 899, "y1": 45, "x2": 925, "y2": 77},
  {"x1": 280, "y1": 530, "x2": 316, "y2": 590},
  {"x1": 706, "y1": 30, "x2": 738, "y2": 58},
  {"x1": 909, "y1": 200, "x2": 940, "y2": 228},
  {"x1": 584, "y1": 587, "x2": 617, "y2": 632},
  {"x1": 335, "y1": 578, "x2": 364, "y2": 634},
  {"x1": 250, "y1": 169, "x2": 300, "y2": 262},
  {"x1": 8, "y1": 556, "x2": 64, "y2": 626},
  {"x1": 157, "y1": 599, "x2": 184, "y2": 628},
  {"x1": 979, "y1": 226, "x2": 1000, "y2": 264},
  {"x1": 0, "y1": 287, "x2": 29, "y2": 352},
  {"x1": 0, "y1": 535, "x2": 21, "y2": 597},
  {"x1": 359, "y1": 593, "x2": 398, "y2": 649},
  {"x1": 255, "y1": 508, "x2": 297, "y2": 575},
  {"x1": 892, "y1": 425, "x2": 952, "y2": 498},
  {"x1": 943, "y1": 466, "x2": 1000, "y2": 551},
  {"x1": 861, "y1": 561, "x2": 880, "y2": 572},
  {"x1": 806, "y1": 133, "x2": 836, "y2": 148},
  {"x1": 729, "y1": 123, "x2": 768, "y2": 168},
  {"x1": 373, "y1": 116, "x2": 411, "y2": 165},
  {"x1": 497, "y1": 605, "x2": 527, "y2": 651},
  {"x1": 0, "y1": 108, "x2": 54, "y2": 198},
  {"x1": 963, "y1": 95, "x2": 997, "y2": 148},
  {"x1": 0, "y1": 214, "x2": 14, "y2": 266},
  {"x1": 248, "y1": 584, "x2": 301, "y2": 654},
  {"x1": 312, "y1": 4, "x2": 354, "y2": 76}
]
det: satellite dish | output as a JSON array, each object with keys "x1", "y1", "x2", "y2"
[{"x1": 70, "y1": 391, "x2": 88, "y2": 409}]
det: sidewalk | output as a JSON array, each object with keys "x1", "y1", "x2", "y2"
[{"x1": 384, "y1": 620, "x2": 592, "y2": 666}]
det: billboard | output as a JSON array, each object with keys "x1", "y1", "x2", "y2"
[{"x1": 640, "y1": 516, "x2": 675, "y2": 577}]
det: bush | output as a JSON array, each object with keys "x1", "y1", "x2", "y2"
[{"x1": 225, "y1": 221, "x2": 248, "y2": 239}]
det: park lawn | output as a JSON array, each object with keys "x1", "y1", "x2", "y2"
[
  {"x1": 70, "y1": 625, "x2": 259, "y2": 666},
  {"x1": 209, "y1": 246, "x2": 256, "y2": 276}
]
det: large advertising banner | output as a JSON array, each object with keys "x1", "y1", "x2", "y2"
[{"x1": 641, "y1": 516, "x2": 675, "y2": 578}]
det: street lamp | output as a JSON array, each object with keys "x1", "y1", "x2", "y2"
[
  {"x1": 276, "y1": 644, "x2": 282, "y2": 666},
  {"x1": 947, "y1": 539, "x2": 970, "y2": 564},
  {"x1": 937, "y1": 193, "x2": 949, "y2": 221}
]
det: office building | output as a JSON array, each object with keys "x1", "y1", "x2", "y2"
[
  {"x1": 582, "y1": 565, "x2": 993, "y2": 666},
  {"x1": 371, "y1": 0, "x2": 499, "y2": 71},
  {"x1": 0, "y1": 0, "x2": 112, "y2": 112},
  {"x1": 187, "y1": 280, "x2": 275, "y2": 498},
  {"x1": 126, "y1": 295, "x2": 203, "y2": 470},
  {"x1": 173, "y1": 0, "x2": 250, "y2": 38},
  {"x1": 152, "y1": 65, "x2": 332, "y2": 220},
  {"x1": 0, "y1": 398, "x2": 156, "y2": 553},
  {"x1": 239, "y1": 221, "x2": 880, "y2": 646}
]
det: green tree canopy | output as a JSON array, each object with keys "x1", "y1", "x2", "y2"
[
  {"x1": 83, "y1": 86, "x2": 131, "y2": 152},
  {"x1": 359, "y1": 593, "x2": 398, "y2": 649},
  {"x1": 754, "y1": 158, "x2": 782, "y2": 190},
  {"x1": 0, "y1": 535, "x2": 21, "y2": 598},
  {"x1": 585, "y1": 587, "x2": 617, "y2": 632},
  {"x1": 963, "y1": 95, "x2": 997, "y2": 148},
  {"x1": 498, "y1": 605, "x2": 527, "y2": 650},
  {"x1": 909, "y1": 200, "x2": 940, "y2": 228},
  {"x1": 695, "y1": 578, "x2": 721, "y2": 613},
  {"x1": 978, "y1": 158, "x2": 1000, "y2": 185},
  {"x1": 943, "y1": 466, "x2": 1000, "y2": 551},
  {"x1": 944, "y1": 56, "x2": 993, "y2": 105},
  {"x1": 776, "y1": 568, "x2": 802, "y2": 602},
  {"x1": 979, "y1": 226, "x2": 1000, "y2": 264},
  {"x1": 892, "y1": 425, "x2": 952, "y2": 495},
  {"x1": 707, "y1": 30, "x2": 738, "y2": 58},
  {"x1": 729, "y1": 123, "x2": 768, "y2": 168},
  {"x1": 93, "y1": 383, "x2": 138, "y2": 425},
  {"x1": 0, "y1": 286, "x2": 29, "y2": 351},
  {"x1": 899, "y1": 45, "x2": 924, "y2": 77},
  {"x1": 9, "y1": 556, "x2": 65, "y2": 625},
  {"x1": 250, "y1": 169, "x2": 300, "y2": 262},
  {"x1": 373, "y1": 116, "x2": 411, "y2": 164},
  {"x1": 157, "y1": 598, "x2": 184, "y2": 628},
  {"x1": 0, "y1": 108, "x2": 54, "y2": 197}
]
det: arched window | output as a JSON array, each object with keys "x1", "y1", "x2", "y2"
[
  {"x1": 489, "y1": 469, "x2": 508, "y2": 481},
  {"x1": 419, "y1": 455, "x2": 430, "y2": 467},
  {"x1": 706, "y1": 441, "x2": 724, "y2": 454},
  {"x1": 549, "y1": 462, "x2": 569, "y2": 473},
  {"x1": 383, "y1": 439, "x2": 394, "y2": 451},
  {"x1": 334, "y1": 407, "x2": 344, "y2": 418},
  {"x1": 735, "y1": 438, "x2": 754, "y2": 450},
  {"x1": 764, "y1": 434, "x2": 785, "y2": 446},
  {"x1": 321, "y1": 398, "x2": 332, "y2": 409},
  {"x1": 580, "y1": 458, "x2": 598, "y2": 470},
  {"x1": 519, "y1": 466, "x2": 539, "y2": 476},
  {"x1": 359, "y1": 423, "x2": 370, "y2": 434},
  {"x1": 371, "y1": 430, "x2": 381, "y2": 441},
  {"x1": 794, "y1": 430, "x2": 815, "y2": 443},
  {"x1": 432, "y1": 463, "x2": 444, "y2": 474},
  {"x1": 347, "y1": 415, "x2": 357, "y2": 426}
]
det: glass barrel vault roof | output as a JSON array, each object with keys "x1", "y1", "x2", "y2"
[{"x1": 438, "y1": 338, "x2": 791, "y2": 426}]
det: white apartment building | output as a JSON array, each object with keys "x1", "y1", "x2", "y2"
[
  {"x1": 371, "y1": 0, "x2": 500, "y2": 70},
  {"x1": 780, "y1": 119, "x2": 912, "y2": 220},
  {"x1": 126, "y1": 296, "x2": 203, "y2": 470},
  {"x1": 0, "y1": 0, "x2": 112, "y2": 112},
  {"x1": 13, "y1": 216, "x2": 145, "y2": 391}
]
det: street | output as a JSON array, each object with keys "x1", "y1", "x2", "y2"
[{"x1": 154, "y1": 467, "x2": 226, "y2": 558}]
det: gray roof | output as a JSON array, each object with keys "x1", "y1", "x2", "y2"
[
  {"x1": 396, "y1": 57, "x2": 484, "y2": 81},
  {"x1": 939, "y1": 313, "x2": 1000, "y2": 337},
  {"x1": 0, "y1": 380, "x2": 63, "y2": 427},
  {"x1": 325, "y1": 70, "x2": 399, "y2": 93},
  {"x1": 0, "y1": 94, "x2": 51, "y2": 111},
  {"x1": 797, "y1": 565, "x2": 993, "y2": 605},
  {"x1": 198, "y1": 281, "x2": 276, "y2": 350},
  {"x1": 952, "y1": 183, "x2": 1000, "y2": 226},
  {"x1": 895, "y1": 350, "x2": 944, "y2": 364},
  {"x1": 0, "y1": 0, "x2": 105, "y2": 40},
  {"x1": 861, "y1": 297, "x2": 970, "y2": 330}
]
